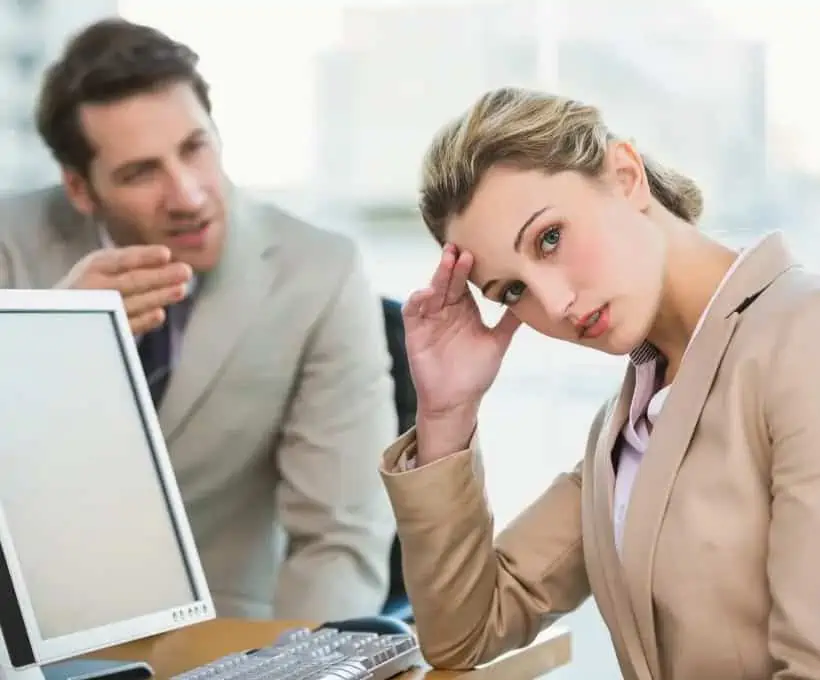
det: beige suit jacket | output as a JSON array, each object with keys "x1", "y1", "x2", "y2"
[
  {"x1": 0, "y1": 186, "x2": 397, "y2": 620},
  {"x1": 381, "y1": 232, "x2": 820, "y2": 680}
]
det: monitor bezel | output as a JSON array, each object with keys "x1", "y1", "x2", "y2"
[{"x1": 0, "y1": 289, "x2": 214, "y2": 671}]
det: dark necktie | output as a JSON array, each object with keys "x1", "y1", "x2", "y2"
[{"x1": 138, "y1": 309, "x2": 173, "y2": 408}]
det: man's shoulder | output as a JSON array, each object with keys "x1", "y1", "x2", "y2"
[
  {"x1": 0, "y1": 185, "x2": 71, "y2": 244},
  {"x1": 239, "y1": 192, "x2": 359, "y2": 273}
]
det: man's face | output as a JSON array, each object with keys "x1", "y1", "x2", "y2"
[{"x1": 64, "y1": 81, "x2": 228, "y2": 272}]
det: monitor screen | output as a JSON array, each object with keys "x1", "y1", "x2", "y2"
[{"x1": 0, "y1": 310, "x2": 196, "y2": 641}]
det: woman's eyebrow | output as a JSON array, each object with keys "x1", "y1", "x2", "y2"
[{"x1": 513, "y1": 205, "x2": 550, "y2": 252}]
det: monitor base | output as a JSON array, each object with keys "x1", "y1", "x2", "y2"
[{"x1": 2, "y1": 658, "x2": 153, "y2": 680}]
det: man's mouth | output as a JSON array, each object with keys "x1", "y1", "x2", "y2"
[
  {"x1": 167, "y1": 219, "x2": 210, "y2": 236},
  {"x1": 165, "y1": 219, "x2": 211, "y2": 249}
]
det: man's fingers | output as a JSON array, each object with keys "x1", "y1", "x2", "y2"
[
  {"x1": 116, "y1": 261, "x2": 192, "y2": 296},
  {"x1": 129, "y1": 307, "x2": 166, "y2": 336},
  {"x1": 97, "y1": 245, "x2": 173, "y2": 275},
  {"x1": 123, "y1": 284, "x2": 186, "y2": 318}
]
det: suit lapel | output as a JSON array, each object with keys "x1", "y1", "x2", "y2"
[
  {"x1": 158, "y1": 193, "x2": 279, "y2": 441},
  {"x1": 586, "y1": 373, "x2": 655, "y2": 680},
  {"x1": 623, "y1": 311, "x2": 738, "y2": 678},
  {"x1": 620, "y1": 231, "x2": 798, "y2": 679}
]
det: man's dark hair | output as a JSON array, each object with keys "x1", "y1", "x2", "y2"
[{"x1": 35, "y1": 17, "x2": 212, "y2": 177}]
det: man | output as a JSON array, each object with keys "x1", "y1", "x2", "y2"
[{"x1": 0, "y1": 18, "x2": 398, "y2": 620}]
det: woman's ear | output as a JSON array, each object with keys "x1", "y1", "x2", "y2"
[{"x1": 606, "y1": 140, "x2": 651, "y2": 213}]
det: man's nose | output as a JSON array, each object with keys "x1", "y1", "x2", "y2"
[{"x1": 167, "y1": 168, "x2": 206, "y2": 212}]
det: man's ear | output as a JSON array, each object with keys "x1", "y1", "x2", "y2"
[
  {"x1": 607, "y1": 140, "x2": 651, "y2": 213},
  {"x1": 61, "y1": 167, "x2": 94, "y2": 216}
]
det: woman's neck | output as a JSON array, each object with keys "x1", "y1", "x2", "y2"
[{"x1": 646, "y1": 224, "x2": 738, "y2": 384}]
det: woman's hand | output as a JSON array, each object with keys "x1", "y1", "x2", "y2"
[{"x1": 403, "y1": 244, "x2": 520, "y2": 464}]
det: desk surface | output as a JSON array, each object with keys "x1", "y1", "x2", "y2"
[{"x1": 87, "y1": 618, "x2": 571, "y2": 679}]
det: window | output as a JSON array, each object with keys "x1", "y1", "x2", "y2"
[
  {"x1": 14, "y1": 0, "x2": 44, "y2": 15},
  {"x1": 13, "y1": 47, "x2": 41, "y2": 78}
]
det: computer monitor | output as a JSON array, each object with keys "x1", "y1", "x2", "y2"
[{"x1": 0, "y1": 289, "x2": 214, "y2": 679}]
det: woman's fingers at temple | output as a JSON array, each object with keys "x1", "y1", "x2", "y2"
[
  {"x1": 405, "y1": 245, "x2": 472, "y2": 320},
  {"x1": 445, "y1": 248, "x2": 473, "y2": 304},
  {"x1": 425, "y1": 245, "x2": 457, "y2": 312}
]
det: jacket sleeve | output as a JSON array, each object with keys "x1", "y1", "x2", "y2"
[
  {"x1": 763, "y1": 291, "x2": 820, "y2": 679},
  {"x1": 379, "y1": 405, "x2": 609, "y2": 669}
]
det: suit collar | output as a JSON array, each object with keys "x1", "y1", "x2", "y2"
[
  {"x1": 48, "y1": 186, "x2": 94, "y2": 240},
  {"x1": 592, "y1": 231, "x2": 798, "y2": 679},
  {"x1": 45, "y1": 187, "x2": 103, "y2": 276}
]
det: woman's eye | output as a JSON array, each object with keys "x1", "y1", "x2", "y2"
[
  {"x1": 501, "y1": 281, "x2": 526, "y2": 306},
  {"x1": 537, "y1": 226, "x2": 561, "y2": 255}
]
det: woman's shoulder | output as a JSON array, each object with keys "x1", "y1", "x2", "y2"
[
  {"x1": 723, "y1": 266, "x2": 820, "y2": 435},
  {"x1": 734, "y1": 265, "x2": 820, "y2": 353}
]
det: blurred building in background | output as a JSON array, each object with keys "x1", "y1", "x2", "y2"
[
  {"x1": 311, "y1": 0, "x2": 777, "y2": 241},
  {"x1": 0, "y1": 0, "x2": 116, "y2": 192},
  {"x1": 558, "y1": 38, "x2": 767, "y2": 227},
  {"x1": 314, "y1": 1, "x2": 544, "y2": 220}
]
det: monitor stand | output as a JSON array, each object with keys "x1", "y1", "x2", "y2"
[{"x1": 2, "y1": 658, "x2": 153, "y2": 680}]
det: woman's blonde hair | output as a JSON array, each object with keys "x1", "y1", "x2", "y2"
[{"x1": 419, "y1": 87, "x2": 703, "y2": 242}]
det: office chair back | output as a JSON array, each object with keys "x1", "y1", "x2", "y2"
[
  {"x1": 380, "y1": 297, "x2": 415, "y2": 622},
  {"x1": 381, "y1": 297, "x2": 417, "y2": 434}
]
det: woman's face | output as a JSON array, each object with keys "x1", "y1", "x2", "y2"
[{"x1": 446, "y1": 144, "x2": 666, "y2": 355}]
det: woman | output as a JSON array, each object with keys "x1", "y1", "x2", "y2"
[{"x1": 379, "y1": 87, "x2": 820, "y2": 680}]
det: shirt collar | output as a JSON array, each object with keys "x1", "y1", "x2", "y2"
[{"x1": 629, "y1": 341, "x2": 660, "y2": 366}]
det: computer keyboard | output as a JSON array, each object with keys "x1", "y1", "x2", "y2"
[{"x1": 170, "y1": 625, "x2": 424, "y2": 679}]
